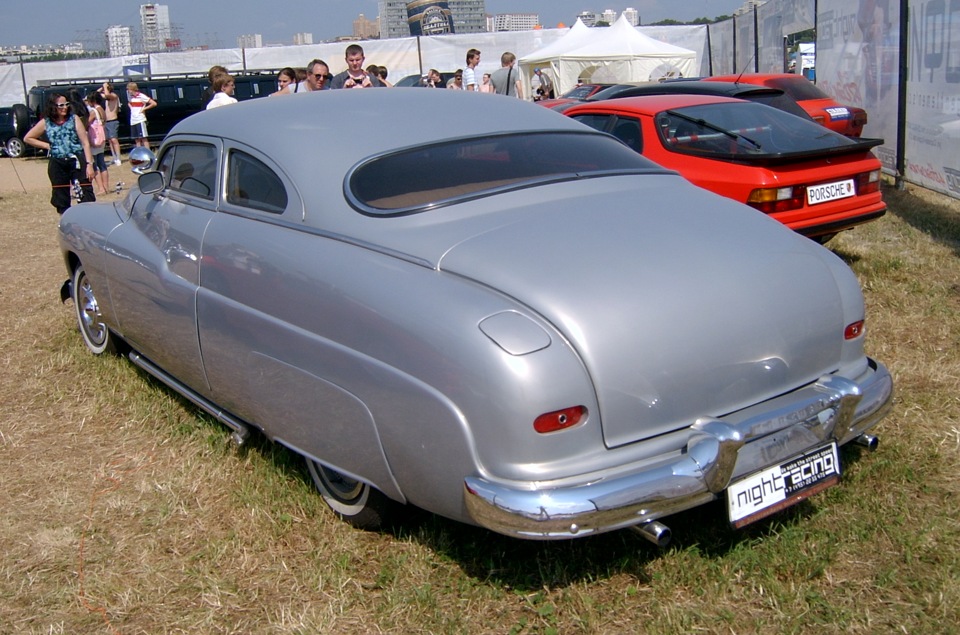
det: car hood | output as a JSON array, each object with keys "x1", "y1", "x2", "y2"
[{"x1": 433, "y1": 177, "x2": 850, "y2": 448}]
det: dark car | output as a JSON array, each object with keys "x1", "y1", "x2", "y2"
[
  {"x1": 23, "y1": 72, "x2": 277, "y2": 148},
  {"x1": 394, "y1": 71, "x2": 458, "y2": 87},
  {"x1": 537, "y1": 83, "x2": 616, "y2": 110},
  {"x1": 595, "y1": 80, "x2": 816, "y2": 122},
  {"x1": 705, "y1": 73, "x2": 869, "y2": 136},
  {"x1": 0, "y1": 104, "x2": 32, "y2": 158}
]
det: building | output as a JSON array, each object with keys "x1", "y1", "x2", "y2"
[
  {"x1": 600, "y1": 9, "x2": 618, "y2": 25},
  {"x1": 378, "y1": 0, "x2": 487, "y2": 39},
  {"x1": 622, "y1": 7, "x2": 640, "y2": 26},
  {"x1": 140, "y1": 3, "x2": 172, "y2": 52},
  {"x1": 293, "y1": 32, "x2": 314, "y2": 45},
  {"x1": 378, "y1": 1, "x2": 410, "y2": 39},
  {"x1": 491, "y1": 13, "x2": 539, "y2": 32},
  {"x1": 354, "y1": 13, "x2": 380, "y2": 39},
  {"x1": 735, "y1": 0, "x2": 767, "y2": 16},
  {"x1": 576, "y1": 11, "x2": 598, "y2": 27},
  {"x1": 237, "y1": 34, "x2": 263, "y2": 49},
  {"x1": 448, "y1": 0, "x2": 486, "y2": 33},
  {"x1": 106, "y1": 25, "x2": 133, "y2": 57}
]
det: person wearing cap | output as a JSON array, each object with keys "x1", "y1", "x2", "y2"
[{"x1": 534, "y1": 67, "x2": 554, "y2": 101}]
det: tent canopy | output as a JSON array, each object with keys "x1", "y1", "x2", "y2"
[{"x1": 519, "y1": 15, "x2": 697, "y2": 95}]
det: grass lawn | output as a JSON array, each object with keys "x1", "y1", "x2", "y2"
[{"x1": 0, "y1": 183, "x2": 957, "y2": 634}]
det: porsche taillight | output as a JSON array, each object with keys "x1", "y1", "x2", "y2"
[
  {"x1": 746, "y1": 186, "x2": 804, "y2": 214},
  {"x1": 534, "y1": 406, "x2": 586, "y2": 434},
  {"x1": 858, "y1": 169, "x2": 881, "y2": 194},
  {"x1": 845, "y1": 320, "x2": 865, "y2": 340}
]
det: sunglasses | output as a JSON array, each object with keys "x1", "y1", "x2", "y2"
[
  {"x1": 313, "y1": 73, "x2": 326, "y2": 79},
  {"x1": 55, "y1": 103, "x2": 69, "y2": 108}
]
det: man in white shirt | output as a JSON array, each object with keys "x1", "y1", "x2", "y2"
[
  {"x1": 462, "y1": 48, "x2": 481, "y2": 92},
  {"x1": 126, "y1": 82, "x2": 157, "y2": 151}
]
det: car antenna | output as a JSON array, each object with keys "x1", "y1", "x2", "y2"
[{"x1": 733, "y1": 51, "x2": 756, "y2": 85}]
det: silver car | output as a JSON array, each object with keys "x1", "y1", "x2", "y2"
[{"x1": 59, "y1": 90, "x2": 892, "y2": 545}]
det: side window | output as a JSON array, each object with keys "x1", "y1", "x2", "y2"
[
  {"x1": 166, "y1": 143, "x2": 218, "y2": 199},
  {"x1": 569, "y1": 114, "x2": 614, "y2": 133},
  {"x1": 610, "y1": 117, "x2": 643, "y2": 153},
  {"x1": 226, "y1": 150, "x2": 288, "y2": 214}
]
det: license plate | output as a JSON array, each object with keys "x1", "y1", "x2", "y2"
[
  {"x1": 807, "y1": 179, "x2": 855, "y2": 205},
  {"x1": 727, "y1": 442, "x2": 840, "y2": 528}
]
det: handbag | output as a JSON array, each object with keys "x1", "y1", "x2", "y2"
[{"x1": 88, "y1": 111, "x2": 105, "y2": 148}]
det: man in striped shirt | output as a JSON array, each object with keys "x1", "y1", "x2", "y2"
[{"x1": 126, "y1": 82, "x2": 157, "y2": 151}]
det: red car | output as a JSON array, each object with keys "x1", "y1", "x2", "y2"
[
  {"x1": 705, "y1": 73, "x2": 868, "y2": 137},
  {"x1": 565, "y1": 94, "x2": 885, "y2": 242},
  {"x1": 536, "y1": 83, "x2": 615, "y2": 110}
]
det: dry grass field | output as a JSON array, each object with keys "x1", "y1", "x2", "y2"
[{"x1": 1, "y1": 165, "x2": 958, "y2": 634}]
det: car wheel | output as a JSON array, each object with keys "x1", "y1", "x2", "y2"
[
  {"x1": 814, "y1": 233, "x2": 837, "y2": 245},
  {"x1": 306, "y1": 459, "x2": 398, "y2": 530},
  {"x1": 4, "y1": 136, "x2": 24, "y2": 158},
  {"x1": 73, "y1": 264, "x2": 122, "y2": 355}
]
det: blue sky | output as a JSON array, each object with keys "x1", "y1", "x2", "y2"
[{"x1": 1, "y1": 1, "x2": 746, "y2": 48}]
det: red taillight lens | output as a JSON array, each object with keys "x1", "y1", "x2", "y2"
[
  {"x1": 857, "y1": 169, "x2": 881, "y2": 194},
  {"x1": 845, "y1": 320, "x2": 865, "y2": 340},
  {"x1": 746, "y1": 186, "x2": 804, "y2": 214},
  {"x1": 534, "y1": 406, "x2": 586, "y2": 434}
]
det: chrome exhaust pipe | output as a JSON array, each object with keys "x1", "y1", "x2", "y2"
[
  {"x1": 854, "y1": 433, "x2": 879, "y2": 451},
  {"x1": 631, "y1": 520, "x2": 672, "y2": 547}
]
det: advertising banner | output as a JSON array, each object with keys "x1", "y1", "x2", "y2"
[{"x1": 407, "y1": 1, "x2": 455, "y2": 37}]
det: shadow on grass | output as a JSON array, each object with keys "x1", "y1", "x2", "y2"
[
  {"x1": 127, "y1": 360, "x2": 880, "y2": 594},
  {"x1": 883, "y1": 184, "x2": 960, "y2": 256}
]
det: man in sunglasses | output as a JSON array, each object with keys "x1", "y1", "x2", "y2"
[{"x1": 297, "y1": 59, "x2": 331, "y2": 92}]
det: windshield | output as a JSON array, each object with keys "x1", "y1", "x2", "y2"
[
  {"x1": 657, "y1": 101, "x2": 857, "y2": 158},
  {"x1": 349, "y1": 132, "x2": 662, "y2": 215},
  {"x1": 561, "y1": 84, "x2": 606, "y2": 99}
]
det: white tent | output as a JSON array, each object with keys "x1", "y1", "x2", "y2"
[{"x1": 519, "y1": 15, "x2": 697, "y2": 96}]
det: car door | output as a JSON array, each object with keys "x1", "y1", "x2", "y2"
[
  {"x1": 103, "y1": 138, "x2": 220, "y2": 394},
  {"x1": 194, "y1": 143, "x2": 400, "y2": 498}
]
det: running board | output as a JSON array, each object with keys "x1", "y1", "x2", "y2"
[{"x1": 128, "y1": 351, "x2": 252, "y2": 446}]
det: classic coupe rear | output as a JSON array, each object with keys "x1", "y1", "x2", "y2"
[{"x1": 59, "y1": 90, "x2": 892, "y2": 544}]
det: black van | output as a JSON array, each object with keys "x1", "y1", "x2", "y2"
[{"x1": 23, "y1": 72, "x2": 279, "y2": 148}]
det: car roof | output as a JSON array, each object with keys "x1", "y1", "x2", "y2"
[
  {"x1": 567, "y1": 93, "x2": 746, "y2": 115},
  {"x1": 168, "y1": 88, "x2": 595, "y2": 206},
  {"x1": 604, "y1": 80, "x2": 787, "y2": 99}
]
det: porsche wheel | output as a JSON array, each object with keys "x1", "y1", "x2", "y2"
[
  {"x1": 306, "y1": 459, "x2": 397, "y2": 530},
  {"x1": 73, "y1": 265, "x2": 121, "y2": 355}
]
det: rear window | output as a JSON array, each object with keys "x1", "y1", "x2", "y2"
[
  {"x1": 657, "y1": 101, "x2": 857, "y2": 158},
  {"x1": 761, "y1": 76, "x2": 831, "y2": 100},
  {"x1": 348, "y1": 132, "x2": 660, "y2": 215}
]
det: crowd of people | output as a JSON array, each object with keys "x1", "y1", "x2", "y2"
[{"x1": 20, "y1": 43, "x2": 555, "y2": 215}]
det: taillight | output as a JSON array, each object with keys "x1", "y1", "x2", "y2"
[
  {"x1": 746, "y1": 186, "x2": 804, "y2": 213},
  {"x1": 857, "y1": 169, "x2": 881, "y2": 194},
  {"x1": 534, "y1": 406, "x2": 586, "y2": 434},
  {"x1": 845, "y1": 320, "x2": 865, "y2": 340}
]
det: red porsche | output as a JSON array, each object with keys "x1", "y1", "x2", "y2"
[{"x1": 565, "y1": 94, "x2": 885, "y2": 242}]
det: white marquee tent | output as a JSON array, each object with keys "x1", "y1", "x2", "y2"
[{"x1": 519, "y1": 15, "x2": 697, "y2": 95}]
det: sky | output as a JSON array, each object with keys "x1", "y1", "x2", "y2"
[{"x1": 0, "y1": 1, "x2": 747, "y2": 49}]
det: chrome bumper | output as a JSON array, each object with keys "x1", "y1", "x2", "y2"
[{"x1": 464, "y1": 360, "x2": 893, "y2": 540}]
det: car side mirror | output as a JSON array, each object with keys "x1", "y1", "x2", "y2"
[
  {"x1": 129, "y1": 146, "x2": 156, "y2": 174},
  {"x1": 138, "y1": 171, "x2": 165, "y2": 194}
]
